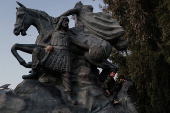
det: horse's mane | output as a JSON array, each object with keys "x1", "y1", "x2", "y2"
[{"x1": 21, "y1": 7, "x2": 55, "y2": 25}]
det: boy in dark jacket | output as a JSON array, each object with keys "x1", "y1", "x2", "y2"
[
  {"x1": 104, "y1": 69, "x2": 118, "y2": 104},
  {"x1": 104, "y1": 69, "x2": 126, "y2": 104}
]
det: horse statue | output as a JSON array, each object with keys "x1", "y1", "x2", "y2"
[
  {"x1": 12, "y1": 2, "x2": 55, "y2": 68},
  {"x1": 9, "y1": 2, "x2": 138, "y2": 113},
  {"x1": 12, "y1": 2, "x2": 126, "y2": 73}
]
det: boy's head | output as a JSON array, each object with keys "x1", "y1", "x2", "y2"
[{"x1": 109, "y1": 69, "x2": 116, "y2": 77}]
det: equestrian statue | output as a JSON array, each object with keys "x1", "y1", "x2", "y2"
[{"x1": 5, "y1": 1, "x2": 138, "y2": 113}]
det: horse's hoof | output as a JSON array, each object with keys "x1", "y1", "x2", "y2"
[
  {"x1": 29, "y1": 70, "x2": 32, "y2": 73},
  {"x1": 24, "y1": 62, "x2": 32, "y2": 68},
  {"x1": 20, "y1": 61, "x2": 32, "y2": 68},
  {"x1": 19, "y1": 60, "x2": 26, "y2": 65},
  {"x1": 22, "y1": 74, "x2": 38, "y2": 79}
]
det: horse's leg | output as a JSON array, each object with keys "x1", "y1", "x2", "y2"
[{"x1": 11, "y1": 43, "x2": 37, "y2": 68}]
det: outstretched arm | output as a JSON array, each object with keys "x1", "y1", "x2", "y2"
[{"x1": 60, "y1": 7, "x2": 80, "y2": 17}]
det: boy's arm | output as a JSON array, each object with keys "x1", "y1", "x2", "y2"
[
  {"x1": 104, "y1": 76, "x2": 111, "y2": 95},
  {"x1": 104, "y1": 76, "x2": 110, "y2": 91}
]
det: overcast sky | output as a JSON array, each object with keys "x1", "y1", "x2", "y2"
[{"x1": 0, "y1": 0, "x2": 104, "y2": 89}]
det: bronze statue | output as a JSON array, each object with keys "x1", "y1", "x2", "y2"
[
  {"x1": 5, "y1": 1, "x2": 138, "y2": 113},
  {"x1": 12, "y1": 1, "x2": 127, "y2": 71}
]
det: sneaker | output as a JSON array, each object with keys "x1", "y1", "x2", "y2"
[{"x1": 113, "y1": 99, "x2": 119, "y2": 104}]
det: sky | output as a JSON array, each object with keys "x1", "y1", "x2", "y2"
[{"x1": 0, "y1": 0, "x2": 104, "y2": 89}]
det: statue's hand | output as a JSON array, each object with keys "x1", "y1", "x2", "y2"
[{"x1": 46, "y1": 45, "x2": 54, "y2": 52}]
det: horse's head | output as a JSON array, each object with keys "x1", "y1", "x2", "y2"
[
  {"x1": 14, "y1": 2, "x2": 32, "y2": 36},
  {"x1": 14, "y1": 2, "x2": 55, "y2": 36}
]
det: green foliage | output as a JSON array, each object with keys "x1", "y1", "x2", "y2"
[{"x1": 102, "y1": 0, "x2": 170, "y2": 112}]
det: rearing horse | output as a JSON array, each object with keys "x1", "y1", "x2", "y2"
[
  {"x1": 12, "y1": 2, "x2": 125, "y2": 71},
  {"x1": 12, "y1": 2, "x2": 55, "y2": 68}
]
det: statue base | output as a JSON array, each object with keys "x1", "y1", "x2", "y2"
[{"x1": 0, "y1": 67, "x2": 137, "y2": 113}]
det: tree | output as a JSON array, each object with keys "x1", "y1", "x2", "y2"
[{"x1": 101, "y1": 0, "x2": 170, "y2": 112}]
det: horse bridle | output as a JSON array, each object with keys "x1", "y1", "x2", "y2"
[{"x1": 14, "y1": 11, "x2": 27, "y2": 31}]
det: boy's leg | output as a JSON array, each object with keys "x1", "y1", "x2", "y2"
[
  {"x1": 113, "y1": 89, "x2": 119, "y2": 104},
  {"x1": 113, "y1": 90, "x2": 118, "y2": 100}
]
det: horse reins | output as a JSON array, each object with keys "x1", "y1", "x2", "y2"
[{"x1": 14, "y1": 11, "x2": 27, "y2": 31}]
